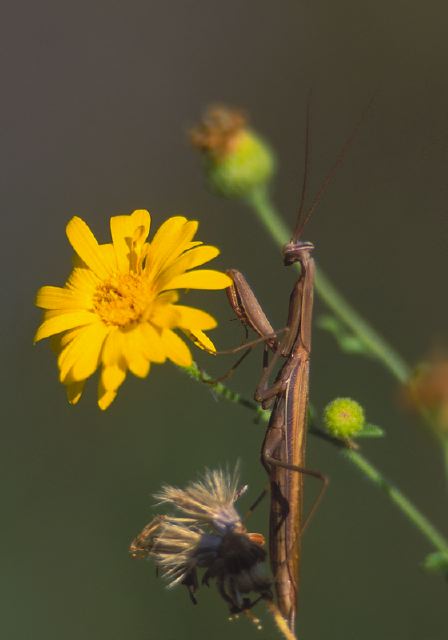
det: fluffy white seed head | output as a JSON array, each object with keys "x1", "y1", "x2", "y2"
[
  {"x1": 131, "y1": 465, "x2": 271, "y2": 610},
  {"x1": 154, "y1": 465, "x2": 245, "y2": 534},
  {"x1": 150, "y1": 518, "x2": 203, "y2": 586}
]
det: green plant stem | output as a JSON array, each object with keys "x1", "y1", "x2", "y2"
[
  {"x1": 244, "y1": 186, "x2": 410, "y2": 382},
  {"x1": 182, "y1": 363, "x2": 448, "y2": 555},
  {"x1": 342, "y1": 448, "x2": 448, "y2": 553},
  {"x1": 183, "y1": 362, "x2": 266, "y2": 418}
]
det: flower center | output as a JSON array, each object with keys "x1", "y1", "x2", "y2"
[{"x1": 93, "y1": 273, "x2": 154, "y2": 327}]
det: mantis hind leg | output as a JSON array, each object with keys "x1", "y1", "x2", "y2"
[
  {"x1": 199, "y1": 347, "x2": 252, "y2": 385},
  {"x1": 263, "y1": 453, "x2": 329, "y2": 534},
  {"x1": 199, "y1": 328, "x2": 287, "y2": 387},
  {"x1": 244, "y1": 485, "x2": 269, "y2": 521}
]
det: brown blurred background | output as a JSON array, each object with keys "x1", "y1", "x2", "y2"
[{"x1": 2, "y1": 1, "x2": 447, "y2": 639}]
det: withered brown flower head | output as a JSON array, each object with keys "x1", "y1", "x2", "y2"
[
  {"x1": 130, "y1": 466, "x2": 272, "y2": 614},
  {"x1": 190, "y1": 106, "x2": 247, "y2": 159}
]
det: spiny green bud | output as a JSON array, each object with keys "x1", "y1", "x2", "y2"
[
  {"x1": 190, "y1": 106, "x2": 275, "y2": 198},
  {"x1": 323, "y1": 397, "x2": 365, "y2": 438}
]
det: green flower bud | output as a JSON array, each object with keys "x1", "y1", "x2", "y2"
[
  {"x1": 191, "y1": 106, "x2": 275, "y2": 198},
  {"x1": 323, "y1": 397, "x2": 365, "y2": 438}
]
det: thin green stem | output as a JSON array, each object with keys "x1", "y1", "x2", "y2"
[
  {"x1": 181, "y1": 364, "x2": 448, "y2": 555},
  {"x1": 314, "y1": 269, "x2": 410, "y2": 382},
  {"x1": 342, "y1": 448, "x2": 448, "y2": 553},
  {"x1": 244, "y1": 186, "x2": 410, "y2": 382},
  {"x1": 183, "y1": 362, "x2": 267, "y2": 419}
]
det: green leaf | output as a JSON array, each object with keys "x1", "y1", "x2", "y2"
[
  {"x1": 423, "y1": 551, "x2": 448, "y2": 576},
  {"x1": 355, "y1": 423, "x2": 385, "y2": 438}
]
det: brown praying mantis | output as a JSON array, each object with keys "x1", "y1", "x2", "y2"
[
  {"x1": 226, "y1": 233, "x2": 322, "y2": 634},
  {"x1": 224, "y1": 103, "x2": 369, "y2": 634}
]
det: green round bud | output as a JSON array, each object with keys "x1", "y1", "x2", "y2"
[
  {"x1": 205, "y1": 130, "x2": 275, "y2": 198},
  {"x1": 323, "y1": 397, "x2": 365, "y2": 438}
]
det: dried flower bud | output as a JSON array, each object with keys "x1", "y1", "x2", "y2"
[
  {"x1": 190, "y1": 105, "x2": 275, "y2": 198},
  {"x1": 403, "y1": 354, "x2": 448, "y2": 435},
  {"x1": 323, "y1": 397, "x2": 365, "y2": 438}
]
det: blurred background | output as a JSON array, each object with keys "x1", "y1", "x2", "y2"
[{"x1": 2, "y1": 1, "x2": 447, "y2": 638}]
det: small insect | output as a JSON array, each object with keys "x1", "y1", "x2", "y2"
[{"x1": 130, "y1": 465, "x2": 272, "y2": 617}]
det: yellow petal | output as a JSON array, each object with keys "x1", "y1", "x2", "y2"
[
  {"x1": 121, "y1": 328, "x2": 151, "y2": 378},
  {"x1": 35, "y1": 285, "x2": 92, "y2": 310},
  {"x1": 177, "y1": 244, "x2": 220, "y2": 269},
  {"x1": 149, "y1": 216, "x2": 187, "y2": 255},
  {"x1": 148, "y1": 217, "x2": 198, "y2": 275},
  {"x1": 65, "y1": 380, "x2": 85, "y2": 405},
  {"x1": 99, "y1": 243, "x2": 118, "y2": 270},
  {"x1": 101, "y1": 364, "x2": 126, "y2": 391},
  {"x1": 58, "y1": 322, "x2": 108, "y2": 382},
  {"x1": 184, "y1": 328, "x2": 216, "y2": 353},
  {"x1": 163, "y1": 270, "x2": 233, "y2": 291},
  {"x1": 101, "y1": 327, "x2": 127, "y2": 367},
  {"x1": 129, "y1": 357, "x2": 150, "y2": 378},
  {"x1": 155, "y1": 291, "x2": 179, "y2": 305},
  {"x1": 66, "y1": 216, "x2": 114, "y2": 279},
  {"x1": 110, "y1": 217, "x2": 133, "y2": 273},
  {"x1": 161, "y1": 329, "x2": 192, "y2": 367},
  {"x1": 175, "y1": 305, "x2": 217, "y2": 330},
  {"x1": 34, "y1": 311, "x2": 98, "y2": 342},
  {"x1": 98, "y1": 386, "x2": 117, "y2": 410},
  {"x1": 138, "y1": 323, "x2": 166, "y2": 363},
  {"x1": 66, "y1": 266, "x2": 99, "y2": 293},
  {"x1": 110, "y1": 210, "x2": 151, "y2": 272},
  {"x1": 155, "y1": 245, "x2": 220, "y2": 290},
  {"x1": 51, "y1": 326, "x2": 85, "y2": 354},
  {"x1": 150, "y1": 304, "x2": 181, "y2": 329},
  {"x1": 130, "y1": 210, "x2": 151, "y2": 244}
]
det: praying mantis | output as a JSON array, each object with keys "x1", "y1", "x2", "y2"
[
  {"x1": 224, "y1": 103, "x2": 369, "y2": 634},
  {"x1": 226, "y1": 229, "x2": 324, "y2": 634}
]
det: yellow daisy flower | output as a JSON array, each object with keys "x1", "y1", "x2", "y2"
[{"x1": 34, "y1": 210, "x2": 232, "y2": 410}]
